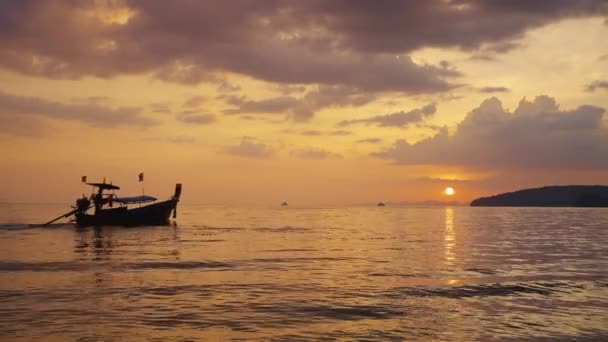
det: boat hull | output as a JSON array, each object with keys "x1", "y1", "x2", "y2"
[{"x1": 75, "y1": 199, "x2": 178, "y2": 227}]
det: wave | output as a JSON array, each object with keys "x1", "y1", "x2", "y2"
[
  {"x1": 0, "y1": 223, "x2": 69, "y2": 230},
  {"x1": 252, "y1": 226, "x2": 312, "y2": 233},
  {"x1": 0, "y1": 260, "x2": 236, "y2": 272},
  {"x1": 385, "y1": 281, "x2": 577, "y2": 299},
  {"x1": 129, "y1": 261, "x2": 235, "y2": 270},
  {"x1": 251, "y1": 302, "x2": 404, "y2": 321},
  {"x1": 194, "y1": 225, "x2": 245, "y2": 231}
]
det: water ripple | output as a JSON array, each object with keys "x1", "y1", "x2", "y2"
[{"x1": 0, "y1": 205, "x2": 607, "y2": 341}]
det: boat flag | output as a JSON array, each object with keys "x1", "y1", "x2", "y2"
[
  {"x1": 139, "y1": 172, "x2": 144, "y2": 182},
  {"x1": 81, "y1": 176, "x2": 87, "y2": 183}
]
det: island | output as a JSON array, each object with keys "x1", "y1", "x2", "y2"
[{"x1": 470, "y1": 185, "x2": 608, "y2": 207}]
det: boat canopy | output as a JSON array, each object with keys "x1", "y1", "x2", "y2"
[
  {"x1": 87, "y1": 182, "x2": 120, "y2": 190},
  {"x1": 114, "y1": 195, "x2": 157, "y2": 204}
]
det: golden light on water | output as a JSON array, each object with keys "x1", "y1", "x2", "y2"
[
  {"x1": 444, "y1": 187, "x2": 455, "y2": 196},
  {"x1": 444, "y1": 207, "x2": 455, "y2": 266}
]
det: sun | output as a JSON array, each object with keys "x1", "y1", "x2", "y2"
[{"x1": 444, "y1": 187, "x2": 455, "y2": 196}]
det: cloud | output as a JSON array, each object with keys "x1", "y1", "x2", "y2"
[
  {"x1": 373, "y1": 96, "x2": 608, "y2": 170},
  {"x1": 217, "y1": 80, "x2": 241, "y2": 93},
  {"x1": 290, "y1": 147, "x2": 342, "y2": 160},
  {"x1": 0, "y1": 91, "x2": 157, "y2": 129},
  {"x1": 0, "y1": 1, "x2": 461, "y2": 93},
  {"x1": 176, "y1": 111, "x2": 216, "y2": 124},
  {"x1": 168, "y1": 135, "x2": 196, "y2": 144},
  {"x1": 0, "y1": 113, "x2": 46, "y2": 137},
  {"x1": 141, "y1": 135, "x2": 197, "y2": 144},
  {"x1": 2, "y1": 2, "x2": 604, "y2": 79},
  {"x1": 469, "y1": 53, "x2": 497, "y2": 62},
  {"x1": 479, "y1": 86, "x2": 510, "y2": 93},
  {"x1": 30, "y1": 1, "x2": 608, "y2": 92},
  {"x1": 282, "y1": 129, "x2": 352, "y2": 136},
  {"x1": 357, "y1": 138, "x2": 382, "y2": 144},
  {"x1": 277, "y1": 85, "x2": 307, "y2": 95},
  {"x1": 149, "y1": 102, "x2": 172, "y2": 114},
  {"x1": 223, "y1": 137, "x2": 275, "y2": 159},
  {"x1": 224, "y1": 95, "x2": 302, "y2": 116},
  {"x1": 223, "y1": 85, "x2": 378, "y2": 121},
  {"x1": 238, "y1": 115, "x2": 265, "y2": 121},
  {"x1": 183, "y1": 96, "x2": 206, "y2": 108},
  {"x1": 338, "y1": 103, "x2": 436, "y2": 128},
  {"x1": 301, "y1": 130, "x2": 322, "y2": 136},
  {"x1": 329, "y1": 130, "x2": 352, "y2": 136},
  {"x1": 287, "y1": 2, "x2": 605, "y2": 53},
  {"x1": 70, "y1": 96, "x2": 111, "y2": 105},
  {"x1": 585, "y1": 80, "x2": 608, "y2": 92}
]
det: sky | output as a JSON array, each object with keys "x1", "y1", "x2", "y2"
[{"x1": 0, "y1": 0, "x2": 607, "y2": 205}]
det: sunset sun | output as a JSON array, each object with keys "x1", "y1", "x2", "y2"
[{"x1": 444, "y1": 187, "x2": 455, "y2": 196}]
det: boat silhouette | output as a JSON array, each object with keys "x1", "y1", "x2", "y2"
[{"x1": 45, "y1": 181, "x2": 181, "y2": 227}]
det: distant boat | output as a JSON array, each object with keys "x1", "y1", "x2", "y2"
[
  {"x1": 44, "y1": 181, "x2": 182, "y2": 227},
  {"x1": 377, "y1": 202, "x2": 385, "y2": 206},
  {"x1": 281, "y1": 202, "x2": 288, "y2": 206}
]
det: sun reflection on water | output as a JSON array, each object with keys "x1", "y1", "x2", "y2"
[{"x1": 444, "y1": 207, "x2": 455, "y2": 266}]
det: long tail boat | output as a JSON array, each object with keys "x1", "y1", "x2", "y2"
[{"x1": 44, "y1": 181, "x2": 182, "y2": 227}]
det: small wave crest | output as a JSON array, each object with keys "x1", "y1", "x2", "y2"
[
  {"x1": 253, "y1": 226, "x2": 311, "y2": 233},
  {"x1": 129, "y1": 261, "x2": 235, "y2": 270},
  {"x1": 0, "y1": 223, "x2": 69, "y2": 231},
  {"x1": 387, "y1": 281, "x2": 575, "y2": 299},
  {"x1": 0, "y1": 260, "x2": 235, "y2": 272}
]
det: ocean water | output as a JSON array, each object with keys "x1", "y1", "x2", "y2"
[{"x1": 0, "y1": 204, "x2": 607, "y2": 341}]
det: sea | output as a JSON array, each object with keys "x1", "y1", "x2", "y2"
[{"x1": 0, "y1": 203, "x2": 606, "y2": 341}]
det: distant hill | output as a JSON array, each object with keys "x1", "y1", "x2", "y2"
[
  {"x1": 470, "y1": 185, "x2": 608, "y2": 207},
  {"x1": 373, "y1": 200, "x2": 466, "y2": 207}
]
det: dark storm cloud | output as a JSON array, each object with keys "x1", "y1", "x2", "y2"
[
  {"x1": 3, "y1": 1, "x2": 604, "y2": 91},
  {"x1": 0, "y1": 1, "x2": 455, "y2": 92},
  {"x1": 373, "y1": 96, "x2": 608, "y2": 170},
  {"x1": 223, "y1": 137, "x2": 275, "y2": 159},
  {"x1": 585, "y1": 80, "x2": 608, "y2": 92},
  {"x1": 282, "y1": 1, "x2": 608, "y2": 53},
  {"x1": 338, "y1": 103, "x2": 436, "y2": 128},
  {"x1": 0, "y1": 91, "x2": 157, "y2": 128},
  {"x1": 479, "y1": 86, "x2": 510, "y2": 93}
]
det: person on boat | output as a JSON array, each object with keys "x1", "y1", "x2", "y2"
[
  {"x1": 107, "y1": 194, "x2": 115, "y2": 207},
  {"x1": 92, "y1": 193, "x2": 103, "y2": 213},
  {"x1": 76, "y1": 196, "x2": 91, "y2": 213}
]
